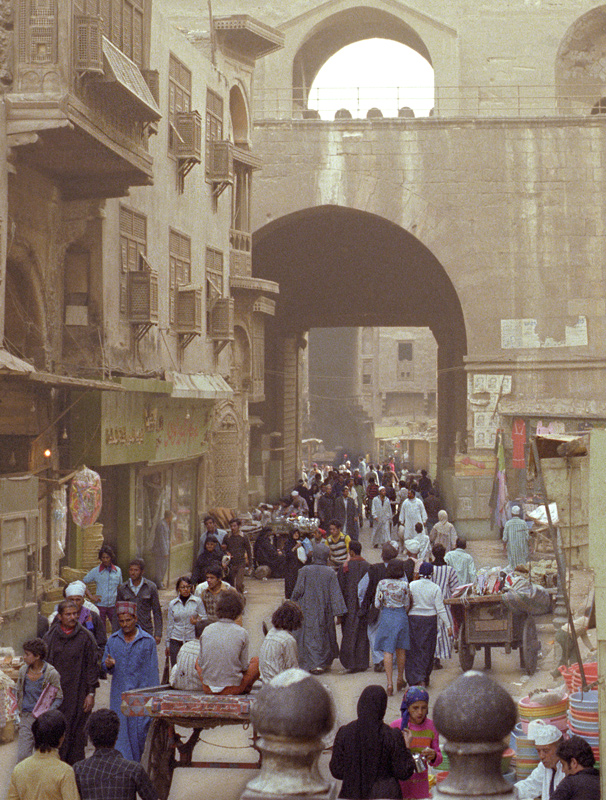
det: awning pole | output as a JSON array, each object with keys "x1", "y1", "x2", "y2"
[{"x1": 531, "y1": 438, "x2": 587, "y2": 690}]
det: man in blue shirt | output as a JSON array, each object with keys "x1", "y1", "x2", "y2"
[{"x1": 83, "y1": 545, "x2": 122, "y2": 632}]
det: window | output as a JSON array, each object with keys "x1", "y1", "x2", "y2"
[
  {"x1": 205, "y1": 89, "x2": 224, "y2": 175},
  {"x1": 100, "y1": 0, "x2": 145, "y2": 67},
  {"x1": 18, "y1": 0, "x2": 58, "y2": 65},
  {"x1": 397, "y1": 341, "x2": 413, "y2": 381},
  {"x1": 119, "y1": 204, "x2": 147, "y2": 314},
  {"x1": 232, "y1": 162, "x2": 251, "y2": 233},
  {"x1": 205, "y1": 247, "x2": 223, "y2": 331},
  {"x1": 398, "y1": 342, "x2": 413, "y2": 361},
  {"x1": 168, "y1": 53, "x2": 192, "y2": 154},
  {"x1": 362, "y1": 359, "x2": 373, "y2": 386},
  {"x1": 169, "y1": 229, "x2": 191, "y2": 325}
]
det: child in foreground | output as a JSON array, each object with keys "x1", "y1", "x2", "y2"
[{"x1": 390, "y1": 686, "x2": 442, "y2": 799}]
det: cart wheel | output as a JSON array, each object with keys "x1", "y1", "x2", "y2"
[
  {"x1": 521, "y1": 617, "x2": 540, "y2": 676},
  {"x1": 458, "y1": 623, "x2": 475, "y2": 671},
  {"x1": 142, "y1": 718, "x2": 175, "y2": 800}
]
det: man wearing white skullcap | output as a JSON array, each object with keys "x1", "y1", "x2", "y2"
[
  {"x1": 48, "y1": 582, "x2": 100, "y2": 623},
  {"x1": 516, "y1": 720, "x2": 564, "y2": 799},
  {"x1": 502, "y1": 504, "x2": 530, "y2": 569}
]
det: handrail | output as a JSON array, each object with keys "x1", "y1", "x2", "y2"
[{"x1": 253, "y1": 84, "x2": 606, "y2": 121}]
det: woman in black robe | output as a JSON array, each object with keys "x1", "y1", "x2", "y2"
[
  {"x1": 283, "y1": 529, "x2": 307, "y2": 598},
  {"x1": 192, "y1": 534, "x2": 223, "y2": 585},
  {"x1": 329, "y1": 685, "x2": 414, "y2": 799},
  {"x1": 254, "y1": 528, "x2": 286, "y2": 578}
]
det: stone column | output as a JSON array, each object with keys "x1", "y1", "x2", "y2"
[
  {"x1": 242, "y1": 668, "x2": 336, "y2": 800},
  {"x1": 433, "y1": 670, "x2": 517, "y2": 800}
]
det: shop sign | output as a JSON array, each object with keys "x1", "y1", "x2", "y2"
[{"x1": 71, "y1": 391, "x2": 211, "y2": 466}]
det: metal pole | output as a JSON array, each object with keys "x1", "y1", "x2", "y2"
[{"x1": 531, "y1": 439, "x2": 587, "y2": 690}]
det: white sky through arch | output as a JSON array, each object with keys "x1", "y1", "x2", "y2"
[{"x1": 308, "y1": 38, "x2": 435, "y2": 120}]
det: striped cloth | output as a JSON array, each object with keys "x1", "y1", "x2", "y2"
[{"x1": 431, "y1": 564, "x2": 459, "y2": 660}]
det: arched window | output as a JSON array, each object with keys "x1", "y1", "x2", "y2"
[
  {"x1": 308, "y1": 38, "x2": 434, "y2": 119},
  {"x1": 229, "y1": 84, "x2": 250, "y2": 147}
]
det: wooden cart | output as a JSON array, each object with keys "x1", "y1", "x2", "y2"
[
  {"x1": 121, "y1": 686, "x2": 259, "y2": 800},
  {"x1": 445, "y1": 594, "x2": 540, "y2": 675}
]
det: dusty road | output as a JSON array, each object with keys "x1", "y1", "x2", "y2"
[{"x1": 0, "y1": 523, "x2": 587, "y2": 800}]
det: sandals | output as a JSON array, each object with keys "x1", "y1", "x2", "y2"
[
  {"x1": 386, "y1": 683, "x2": 394, "y2": 696},
  {"x1": 397, "y1": 678, "x2": 407, "y2": 692}
]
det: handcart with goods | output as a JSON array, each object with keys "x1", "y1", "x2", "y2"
[
  {"x1": 445, "y1": 594, "x2": 541, "y2": 675},
  {"x1": 121, "y1": 686, "x2": 259, "y2": 800}
]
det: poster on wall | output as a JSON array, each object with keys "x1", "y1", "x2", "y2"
[{"x1": 454, "y1": 453, "x2": 497, "y2": 476}]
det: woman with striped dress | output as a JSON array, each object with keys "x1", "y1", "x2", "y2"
[{"x1": 430, "y1": 544, "x2": 459, "y2": 669}]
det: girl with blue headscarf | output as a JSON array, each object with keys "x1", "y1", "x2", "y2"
[{"x1": 390, "y1": 686, "x2": 442, "y2": 799}]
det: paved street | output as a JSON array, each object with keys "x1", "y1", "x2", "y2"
[{"x1": 0, "y1": 522, "x2": 585, "y2": 800}]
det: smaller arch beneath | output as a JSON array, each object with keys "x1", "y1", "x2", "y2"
[
  {"x1": 230, "y1": 83, "x2": 250, "y2": 147},
  {"x1": 555, "y1": 6, "x2": 606, "y2": 114}
]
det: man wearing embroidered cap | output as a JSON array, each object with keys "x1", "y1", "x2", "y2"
[
  {"x1": 103, "y1": 601, "x2": 158, "y2": 762},
  {"x1": 516, "y1": 720, "x2": 564, "y2": 799}
]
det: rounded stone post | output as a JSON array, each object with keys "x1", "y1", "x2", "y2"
[
  {"x1": 242, "y1": 668, "x2": 336, "y2": 800},
  {"x1": 433, "y1": 671, "x2": 517, "y2": 799}
]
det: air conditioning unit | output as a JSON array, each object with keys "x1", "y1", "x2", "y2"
[
  {"x1": 74, "y1": 15, "x2": 103, "y2": 74},
  {"x1": 176, "y1": 111, "x2": 202, "y2": 163},
  {"x1": 175, "y1": 285, "x2": 203, "y2": 334},
  {"x1": 209, "y1": 141, "x2": 234, "y2": 184},
  {"x1": 127, "y1": 270, "x2": 158, "y2": 325},
  {"x1": 209, "y1": 297, "x2": 234, "y2": 341}
]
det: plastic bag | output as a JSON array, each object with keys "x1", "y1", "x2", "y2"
[
  {"x1": 502, "y1": 582, "x2": 551, "y2": 616},
  {"x1": 69, "y1": 466, "x2": 102, "y2": 527}
]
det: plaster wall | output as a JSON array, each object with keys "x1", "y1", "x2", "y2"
[{"x1": 252, "y1": 117, "x2": 606, "y2": 399}]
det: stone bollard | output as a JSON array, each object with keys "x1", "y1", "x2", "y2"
[
  {"x1": 433, "y1": 671, "x2": 517, "y2": 799},
  {"x1": 242, "y1": 668, "x2": 337, "y2": 800}
]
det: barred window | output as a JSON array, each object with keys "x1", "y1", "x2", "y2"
[
  {"x1": 205, "y1": 89, "x2": 224, "y2": 175},
  {"x1": 119, "y1": 204, "x2": 147, "y2": 314},
  {"x1": 169, "y1": 229, "x2": 191, "y2": 324},
  {"x1": 168, "y1": 53, "x2": 192, "y2": 154}
]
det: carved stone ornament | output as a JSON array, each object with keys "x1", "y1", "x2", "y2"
[{"x1": 242, "y1": 669, "x2": 336, "y2": 800}]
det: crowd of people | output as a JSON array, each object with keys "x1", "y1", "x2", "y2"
[{"x1": 5, "y1": 459, "x2": 599, "y2": 800}]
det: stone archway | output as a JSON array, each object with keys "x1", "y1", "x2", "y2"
[
  {"x1": 230, "y1": 83, "x2": 250, "y2": 146},
  {"x1": 211, "y1": 403, "x2": 242, "y2": 509},
  {"x1": 292, "y1": 5, "x2": 433, "y2": 99},
  {"x1": 252, "y1": 205, "x2": 467, "y2": 486},
  {"x1": 555, "y1": 6, "x2": 606, "y2": 114}
]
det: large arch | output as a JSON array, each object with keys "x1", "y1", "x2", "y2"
[
  {"x1": 292, "y1": 6, "x2": 432, "y2": 95},
  {"x1": 555, "y1": 6, "x2": 606, "y2": 114},
  {"x1": 252, "y1": 205, "x2": 467, "y2": 484}
]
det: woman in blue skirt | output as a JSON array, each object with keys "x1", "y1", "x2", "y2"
[{"x1": 374, "y1": 559, "x2": 411, "y2": 696}]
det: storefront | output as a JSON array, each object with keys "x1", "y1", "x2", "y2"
[{"x1": 69, "y1": 374, "x2": 232, "y2": 582}]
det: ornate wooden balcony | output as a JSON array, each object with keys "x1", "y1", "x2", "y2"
[{"x1": 8, "y1": 1, "x2": 160, "y2": 199}]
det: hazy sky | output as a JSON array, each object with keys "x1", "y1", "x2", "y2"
[{"x1": 308, "y1": 39, "x2": 434, "y2": 119}]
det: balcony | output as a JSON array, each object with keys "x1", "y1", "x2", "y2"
[
  {"x1": 8, "y1": 3, "x2": 160, "y2": 199},
  {"x1": 229, "y1": 229, "x2": 252, "y2": 277}
]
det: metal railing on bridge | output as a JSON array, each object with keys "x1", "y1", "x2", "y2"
[{"x1": 253, "y1": 85, "x2": 606, "y2": 122}]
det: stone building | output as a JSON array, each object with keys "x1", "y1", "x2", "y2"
[
  {"x1": 201, "y1": 0, "x2": 606, "y2": 538},
  {"x1": 0, "y1": 0, "x2": 281, "y2": 646},
  {"x1": 306, "y1": 326, "x2": 437, "y2": 472}
]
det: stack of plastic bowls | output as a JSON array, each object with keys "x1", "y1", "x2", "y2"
[
  {"x1": 568, "y1": 691, "x2": 599, "y2": 767},
  {"x1": 558, "y1": 662, "x2": 598, "y2": 694},
  {"x1": 518, "y1": 694, "x2": 569, "y2": 736},
  {"x1": 512, "y1": 722, "x2": 540, "y2": 780}
]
